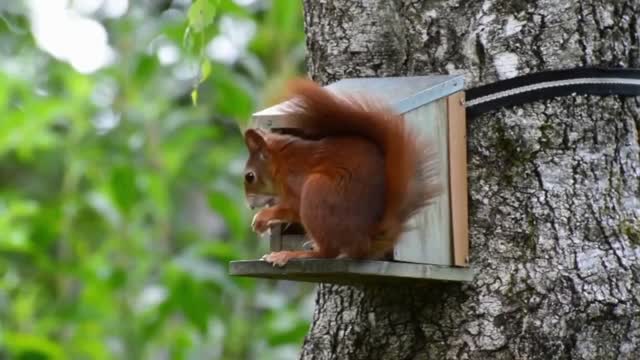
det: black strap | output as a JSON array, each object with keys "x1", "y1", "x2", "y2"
[{"x1": 465, "y1": 67, "x2": 640, "y2": 119}]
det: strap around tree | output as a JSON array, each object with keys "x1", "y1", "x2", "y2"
[{"x1": 465, "y1": 67, "x2": 640, "y2": 118}]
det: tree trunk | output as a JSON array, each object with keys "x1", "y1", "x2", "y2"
[{"x1": 299, "y1": 1, "x2": 640, "y2": 359}]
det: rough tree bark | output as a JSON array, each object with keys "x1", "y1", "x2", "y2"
[{"x1": 299, "y1": 1, "x2": 640, "y2": 359}]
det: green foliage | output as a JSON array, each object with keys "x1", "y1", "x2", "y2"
[
  {"x1": 185, "y1": 0, "x2": 219, "y2": 105},
  {"x1": 0, "y1": 1, "x2": 311, "y2": 359},
  {"x1": 187, "y1": 0, "x2": 220, "y2": 33}
]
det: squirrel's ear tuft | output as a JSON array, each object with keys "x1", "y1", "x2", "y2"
[{"x1": 244, "y1": 128, "x2": 267, "y2": 152}]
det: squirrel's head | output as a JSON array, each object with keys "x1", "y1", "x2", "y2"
[{"x1": 243, "y1": 128, "x2": 278, "y2": 210}]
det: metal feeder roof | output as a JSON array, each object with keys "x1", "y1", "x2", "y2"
[{"x1": 251, "y1": 75, "x2": 465, "y2": 128}]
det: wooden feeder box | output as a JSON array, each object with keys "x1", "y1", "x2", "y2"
[{"x1": 230, "y1": 75, "x2": 473, "y2": 285}]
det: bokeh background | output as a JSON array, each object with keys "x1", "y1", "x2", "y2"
[{"x1": 0, "y1": 1, "x2": 313, "y2": 359}]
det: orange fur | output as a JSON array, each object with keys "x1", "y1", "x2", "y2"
[{"x1": 243, "y1": 78, "x2": 441, "y2": 266}]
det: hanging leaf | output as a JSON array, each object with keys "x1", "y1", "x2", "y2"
[
  {"x1": 187, "y1": 0, "x2": 219, "y2": 33},
  {"x1": 191, "y1": 88, "x2": 199, "y2": 106},
  {"x1": 200, "y1": 58, "x2": 212, "y2": 82},
  {"x1": 190, "y1": 58, "x2": 213, "y2": 106}
]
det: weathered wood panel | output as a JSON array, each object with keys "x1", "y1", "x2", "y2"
[{"x1": 395, "y1": 97, "x2": 452, "y2": 265}]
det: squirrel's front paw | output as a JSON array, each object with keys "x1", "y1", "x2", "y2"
[
  {"x1": 251, "y1": 213, "x2": 268, "y2": 235},
  {"x1": 251, "y1": 213, "x2": 284, "y2": 235}
]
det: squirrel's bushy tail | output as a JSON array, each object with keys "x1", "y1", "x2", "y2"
[{"x1": 283, "y1": 78, "x2": 441, "y2": 255}]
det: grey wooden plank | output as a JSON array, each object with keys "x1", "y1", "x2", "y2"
[
  {"x1": 395, "y1": 98, "x2": 452, "y2": 265},
  {"x1": 229, "y1": 259, "x2": 474, "y2": 286}
]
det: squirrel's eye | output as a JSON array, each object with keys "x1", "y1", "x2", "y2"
[{"x1": 245, "y1": 171, "x2": 256, "y2": 184}]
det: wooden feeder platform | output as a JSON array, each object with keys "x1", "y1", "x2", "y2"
[
  {"x1": 231, "y1": 75, "x2": 473, "y2": 286},
  {"x1": 229, "y1": 259, "x2": 474, "y2": 286}
]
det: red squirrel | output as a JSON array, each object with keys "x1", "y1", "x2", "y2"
[{"x1": 243, "y1": 78, "x2": 440, "y2": 266}]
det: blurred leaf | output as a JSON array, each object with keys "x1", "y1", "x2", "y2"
[
  {"x1": 109, "y1": 165, "x2": 140, "y2": 214},
  {"x1": 208, "y1": 190, "x2": 245, "y2": 240},
  {"x1": 4, "y1": 332, "x2": 65, "y2": 360},
  {"x1": 218, "y1": 0, "x2": 251, "y2": 17},
  {"x1": 191, "y1": 88, "x2": 198, "y2": 106},
  {"x1": 211, "y1": 68, "x2": 255, "y2": 123},
  {"x1": 167, "y1": 268, "x2": 210, "y2": 334},
  {"x1": 133, "y1": 54, "x2": 158, "y2": 85},
  {"x1": 192, "y1": 50, "x2": 213, "y2": 106},
  {"x1": 161, "y1": 124, "x2": 214, "y2": 175},
  {"x1": 200, "y1": 241, "x2": 241, "y2": 263},
  {"x1": 187, "y1": 0, "x2": 220, "y2": 33},
  {"x1": 201, "y1": 58, "x2": 212, "y2": 82}
]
